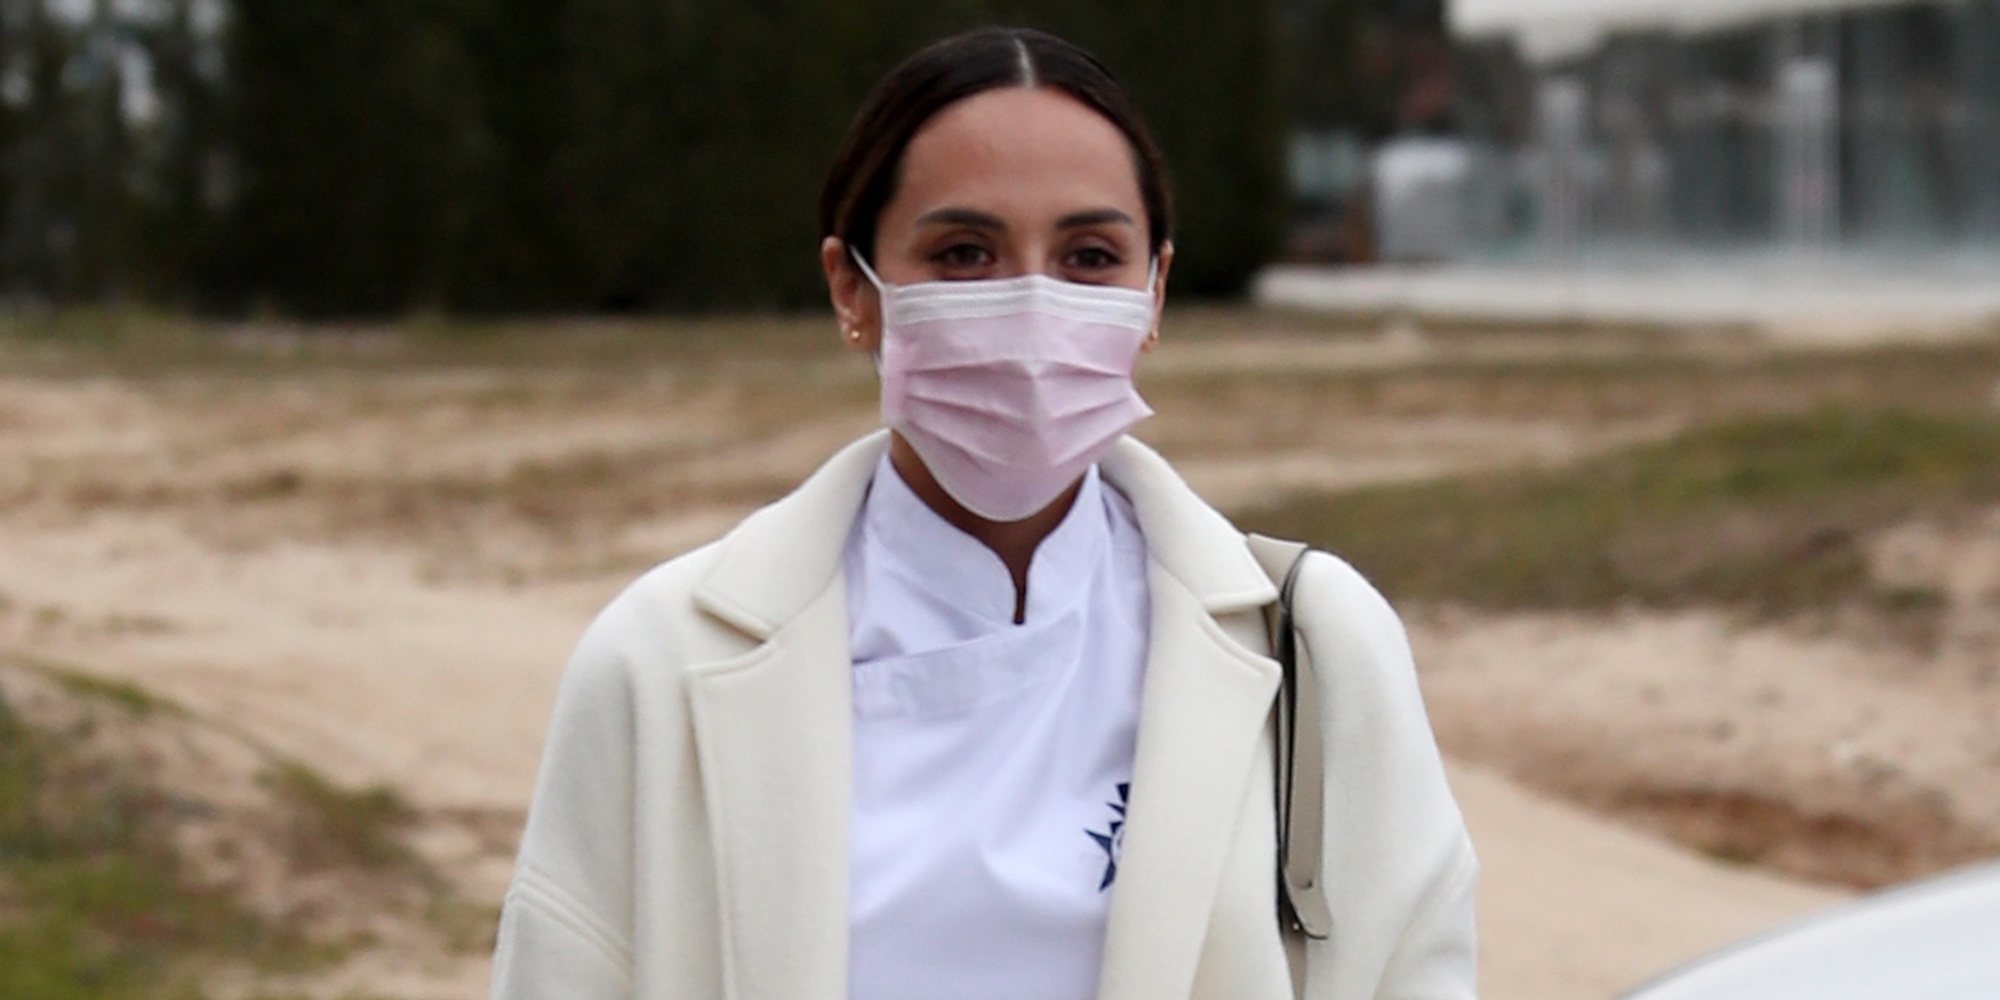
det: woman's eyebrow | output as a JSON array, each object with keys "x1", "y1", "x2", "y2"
[
  {"x1": 1057, "y1": 208, "x2": 1136, "y2": 229},
  {"x1": 914, "y1": 207, "x2": 1007, "y2": 230},
  {"x1": 913, "y1": 207, "x2": 1137, "y2": 230}
]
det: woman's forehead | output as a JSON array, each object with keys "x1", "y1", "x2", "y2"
[{"x1": 889, "y1": 87, "x2": 1145, "y2": 228}]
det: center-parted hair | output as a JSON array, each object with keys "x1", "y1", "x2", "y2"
[{"x1": 819, "y1": 28, "x2": 1174, "y2": 266}]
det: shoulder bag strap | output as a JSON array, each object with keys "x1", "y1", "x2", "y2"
[{"x1": 1246, "y1": 533, "x2": 1335, "y2": 955}]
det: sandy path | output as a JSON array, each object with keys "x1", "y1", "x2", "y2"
[
  {"x1": 1455, "y1": 762, "x2": 1846, "y2": 999},
  {"x1": 0, "y1": 521, "x2": 585, "y2": 812},
  {"x1": 1415, "y1": 606, "x2": 2000, "y2": 891}
]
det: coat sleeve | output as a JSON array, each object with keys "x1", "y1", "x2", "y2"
[
  {"x1": 1379, "y1": 835, "x2": 1479, "y2": 1000},
  {"x1": 491, "y1": 597, "x2": 645, "y2": 999},
  {"x1": 1297, "y1": 551, "x2": 1479, "y2": 1000}
]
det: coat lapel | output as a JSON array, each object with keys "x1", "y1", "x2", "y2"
[
  {"x1": 1093, "y1": 567, "x2": 1282, "y2": 999},
  {"x1": 683, "y1": 432, "x2": 887, "y2": 1000},
  {"x1": 1094, "y1": 438, "x2": 1286, "y2": 1000},
  {"x1": 685, "y1": 586, "x2": 854, "y2": 1000}
]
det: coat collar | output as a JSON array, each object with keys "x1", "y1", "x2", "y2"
[
  {"x1": 691, "y1": 430, "x2": 1279, "y2": 638},
  {"x1": 1099, "y1": 433, "x2": 1281, "y2": 611}
]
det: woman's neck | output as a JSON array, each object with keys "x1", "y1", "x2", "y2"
[{"x1": 887, "y1": 433, "x2": 1083, "y2": 625}]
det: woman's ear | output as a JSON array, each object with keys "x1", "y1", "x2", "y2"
[
  {"x1": 1142, "y1": 239, "x2": 1174, "y2": 353},
  {"x1": 821, "y1": 236, "x2": 880, "y2": 354}
]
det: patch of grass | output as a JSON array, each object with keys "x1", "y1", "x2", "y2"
[
  {"x1": 1699, "y1": 842, "x2": 1763, "y2": 869},
  {"x1": 0, "y1": 305, "x2": 838, "y2": 380},
  {"x1": 4, "y1": 655, "x2": 193, "y2": 722},
  {"x1": 44, "y1": 670, "x2": 185, "y2": 721},
  {"x1": 1147, "y1": 333, "x2": 2000, "y2": 427},
  {"x1": 8, "y1": 656, "x2": 434, "y2": 891},
  {"x1": 262, "y1": 761, "x2": 421, "y2": 876},
  {"x1": 0, "y1": 680, "x2": 316, "y2": 1000},
  {"x1": 1239, "y1": 407, "x2": 2000, "y2": 618},
  {"x1": 0, "y1": 305, "x2": 188, "y2": 347},
  {"x1": 241, "y1": 994, "x2": 406, "y2": 1000},
  {"x1": 426, "y1": 894, "x2": 503, "y2": 955},
  {"x1": 1876, "y1": 585, "x2": 1948, "y2": 613}
]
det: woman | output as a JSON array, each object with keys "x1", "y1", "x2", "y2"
[{"x1": 491, "y1": 27, "x2": 1476, "y2": 1000}]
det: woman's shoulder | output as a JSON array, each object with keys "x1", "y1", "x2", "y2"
[
  {"x1": 1288, "y1": 545, "x2": 1469, "y2": 867},
  {"x1": 1284, "y1": 546, "x2": 1434, "y2": 720},
  {"x1": 603, "y1": 538, "x2": 728, "y2": 621},
  {"x1": 1290, "y1": 547, "x2": 1408, "y2": 648},
  {"x1": 561, "y1": 540, "x2": 736, "y2": 682}
]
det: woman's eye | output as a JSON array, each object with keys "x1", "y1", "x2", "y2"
[
  {"x1": 934, "y1": 243, "x2": 993, "y2": 270},
  {"x1": 1066, "y1": 246, "x2": 1121, "y2": 271}
]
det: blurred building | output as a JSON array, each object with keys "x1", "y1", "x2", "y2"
[
  {"x1": 1282, "y1": 0, "x2": 1458, "y2": 264},
  {"x1": 1450, "y1": 0, "x2": 2000, "y2": 261}
]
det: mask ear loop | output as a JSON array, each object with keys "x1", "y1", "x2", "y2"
[
  {"x1": 849, "y1": 247, "x2": 888, "y2": 292},
  {"x1": 846, "y1": 247, "x2": 888, "y2": 370},
  {"x1": 1139, "y1": 255, "x2": 1168, "y2": 349}
]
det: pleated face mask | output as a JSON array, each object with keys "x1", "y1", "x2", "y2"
[{"x1": 853, "y1": 250, "x2": 1158, "y2": 522}]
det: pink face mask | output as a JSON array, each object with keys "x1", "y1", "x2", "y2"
[{"x1": 853, "y1": 251, "x2": 1158, "y2": 522}]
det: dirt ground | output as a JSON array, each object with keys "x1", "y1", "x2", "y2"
[{"x1": 4, "y1": 312, "x2": 1997, "y2": 997}]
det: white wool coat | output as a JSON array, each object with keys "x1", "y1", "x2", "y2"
[{"x1": 490, "y1": 431, "x2": 1478, "y2": 999}]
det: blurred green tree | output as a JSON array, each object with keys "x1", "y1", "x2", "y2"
[
  {"x1": 129, "y1": 0, "x2": 224, "y2": 306},
  {"x1": 3, "y1": 0, "x2": 77, "y2": 298},
  {"x1": 76, "y1": 0, "x2": 135, "y2": 302},
  {"x1": 448, "y1": 0, "x2": 579, "y2": 312},
  {"x1": 0, "y1": 1, "x2": 16, "y2": 293},
  {"x1": 1013, "y1": 0, "x2": 1290, "y2": 295},
  {"x1": 0, "y1": 0, "x2": 229, "y2": 306},
  {"x1": 226, "y1": 0, "x2": 486, "y2": 316},
  {"x1": 0, "y1": 2, "x2": 1293, "y2": 315},
  {"x1": 219, "y1": 1, "x2": 1288, "y2": 314},
  {"x1": 1285, "y1": 0, "x2": 1452, "y2": 137}
]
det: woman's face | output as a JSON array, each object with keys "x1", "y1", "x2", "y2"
[{"x1": 822, "y1": 85, "x2": 1173, "y2": 354}]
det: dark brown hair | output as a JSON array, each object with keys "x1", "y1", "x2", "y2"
[{"x1": 819, "y1": 28, "x2": 1173, "y2": 265}]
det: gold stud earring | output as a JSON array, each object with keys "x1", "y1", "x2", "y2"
[{"x1": 844, "y1": 327, "x2": 863, "y2": 344}]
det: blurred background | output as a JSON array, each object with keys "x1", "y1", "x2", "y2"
[{"x1": 1, "y1": 2, "x2": 1998, "y2": 998}]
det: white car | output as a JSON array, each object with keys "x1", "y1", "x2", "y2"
[{"x1": 1620, "y1": 860, "x2": 2000, "y2": 1000}]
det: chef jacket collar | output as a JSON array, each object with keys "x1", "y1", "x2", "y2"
[
  {"x1": 692, "y1": 430, "x2": 1278, "y2": 642},
  {"x1": 860, "y1": 452, "x2": 1110, "y2": 627}
]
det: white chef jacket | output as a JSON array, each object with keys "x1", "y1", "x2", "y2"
[{"x1": 842, "y1": 454, "x2": 1152, "y2": 1000}]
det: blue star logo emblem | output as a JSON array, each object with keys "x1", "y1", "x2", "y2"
[{"x1": 1085, "y1": 782, "x2": 1130, "y2": 892}]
